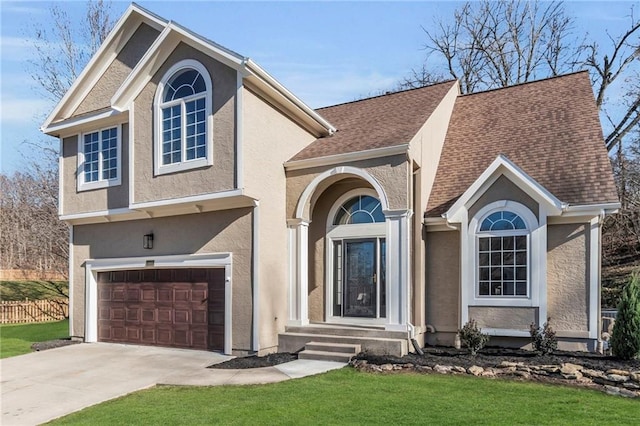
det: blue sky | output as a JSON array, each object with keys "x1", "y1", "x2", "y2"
[{"x1": 1, "y1": 0, "x2": 637, "y2": 173}]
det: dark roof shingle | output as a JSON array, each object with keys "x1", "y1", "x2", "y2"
[
  {"x1": 290, "y1": 81, "x2": 457, "y2": 161},
  {"x1": 426, "y1": 71, "x2": 619, "y2": 217}
]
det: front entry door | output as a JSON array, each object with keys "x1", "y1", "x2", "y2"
[
  {"x1": 343, "y1": 240, "x2": 377, "y2": 317},
  {"x1": 339, "y1": 238, "x2": 386, "y2": 319}
]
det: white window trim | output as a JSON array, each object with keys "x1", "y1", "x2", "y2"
[
  {"x1": 77, "y1": 124, "x2": 122, "y2": 192},
  {"x1": 153, "y1": 59, "x2": 213, "y2": 176},
  {"x1": 325, "y1": 189, "x2": 387, "y2": 325},
  {"x1": 467, "y1": 201, "x2": 540, "y2": 308}
]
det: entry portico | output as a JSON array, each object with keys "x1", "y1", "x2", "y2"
[{"x1": 287, "y1": 164, "x2": 413, "y2": 334}]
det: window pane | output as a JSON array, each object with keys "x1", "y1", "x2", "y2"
[
  {"x1": 491, "y1": 267, "x2": 501, "y2": 280},
  {"x1": 479, "y1": 267, "x2": 489, "y2": 280},
  {"x1": 503, "y1": 267, "x2": 514, "y2": 280},
  {"x1": 491, "y1": 283, "x2": 502, "y2": 295},
  {"x1": 479, "y1": 282, "x2": 489, "y2": 295},
  {"x1": 515, "y1": 236, "x2": 527, "y2": 250},
  {"x1": 101, "y1": 127, "x2": 118, "y2": 181},
  {"x1": 503, "y1": 251, "x2": 514, "y2": 265},
  {"x1": 502, "y1": 236, "x2": 514, "y2": 250},
  {"x1": 490, "y1": 237, "x2": 501, "y2": 251},
  {"x1": 478, "y1": 238, "x2": 489, "y2": 252},
  {"x1": 515, "y1": 251, "x2": 526, "y2": 265},
  {"x1": 516, "y1": 267, "x2": 526, "y2": 280},
  {"x1": 350, "y1": 211, "x2": 373, "y2": 224},
  {"x1": 492, "y1": 219, "x2": 514, "y2": 231},
  {"x1": 162, "y1": 105, "x2": 182, "y2": 165},
  {"x1": 490, "y1": 252, "x2": 501, "y2": 266},
  {"x1": 503, "y1": 281, "x2": 515, "y2": 296},
  {"x1": 479, "y1": 253, "x2": 489, "y2": 266},
  {"x1": 333, "y1": 195, "x2": 384, "y2": 225},
  {"x1": 83, "y1": 132, "x2": 99, "y2": 182},
  {"x1": 516, "y1": 281, "x2": 527, "y2": 295}
]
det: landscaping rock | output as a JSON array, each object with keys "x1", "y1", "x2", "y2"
[
  {"x1": 468, "y1": 365, "x2": 484, "y2": 376},
  {"x1": 606, "y1": 374, "x2": 629, "y2": 383},
  {"x1": 605, "y1": 385, "x2": 621, "y2": 396},
  {"x1": 434, "y1": 365, "x2": 453, "y2": 374},
  {"x1": 452, "y1": 366, "x2": 467, "y2": 374},
  {"x1": 607, "y1": 369, "x2": 630, "y2": 376},
  {"x1": 560, "y1": 363, "x2": 583, "y2": 375},
  {"x1": 630, "y1": 371, "x2": 640, "y2": 383}
]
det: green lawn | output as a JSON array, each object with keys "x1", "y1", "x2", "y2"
[
  {"x1": 51, "y1": 368, "x2": 639, "y2": 425},
  {"x1": 0, "y1": 319, "x2": 69, "y2": 358},
  {"x1": 0, "y1": 280, "x2": 69, "y2": 301}
]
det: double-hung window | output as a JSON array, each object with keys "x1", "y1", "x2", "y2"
[
  {"x1": 78, "y1": 125, "x2": 121, "y2": 191},
  {"x1": 155, "y1": 60, "x2": 212, "y2": 175},
  {"x1": 477, "y1": 210, "x2": 529, "y2": 297}
]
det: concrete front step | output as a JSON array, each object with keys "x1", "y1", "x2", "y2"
[
  {"x1": 298, "y1": 349, "x2": 354, "y2": 363},
  {"x1": 279, "y1": 332, "x2": 408, "y2": 357},
  {"x1": 305, "y1": 341, "x2": 361, "y2": 354},
  {"x1": 285, "y1": 325, "x2": 407, "y2": 340}
]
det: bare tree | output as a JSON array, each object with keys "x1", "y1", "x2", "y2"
[
  {"x1": 28, "y1": 0, "x2": 114, "y2": 102},
  {"x1": 406, "y1": 0, "x2": 639, "y2": 154},
  {"x1": 1, "y1": 1, "x2": 116, "y2": 281}
]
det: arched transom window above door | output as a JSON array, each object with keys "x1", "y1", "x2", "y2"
[{"x1": 333, "y1": 195, "x2": 384, "y2": 225}]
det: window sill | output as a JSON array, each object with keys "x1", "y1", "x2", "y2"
[
  {"x1": 78, "y1": 178, "x2": 121, "y2": 192},
  {"x1": 155, "y1": 158, "x2": 211, "y2": 176},
  {"x1": 470, "y1": 297, "x2": 535, "y2": 307}
]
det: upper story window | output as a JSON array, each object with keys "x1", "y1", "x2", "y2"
[
  {"x1": 154, "y1": 60, "x2": 212, "y2": 175},
  {"x1": 78, "y1": 125, "x2": 121, "y2": 191},
  {"x1": 477, "y1": 210, "x2": 529, "y2": 298},
  {"x1": 333, "y1": 195, "x2": 385, "y2": 225}
]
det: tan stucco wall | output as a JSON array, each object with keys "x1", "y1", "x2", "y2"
[
  {"x1": 73, "y1": 23, "x2": 160, "y2": 117},
  {"x1": 547, "y1": 223, "x2": 590, "y2": 333},
  {"x1": 71, "y1": 209, "x2": 253, "y2": 351},
  {"x1": 469, "y1": 307, "x2": 538, "y2": 329},
  {"x1": 286, "y1": 154, "x2": 410, "y2": 220},
  {"x1": 61, "y1": 124, "x2": 130, "y2": 215},
  {"x1": 133, "y1": 42, "x2": 237, "y2": 203},
  {"x1": 242, "y1": 88, "x2": 317, "y2": 351},
  {"x1": 468, "y1": 175, "x2": 539, "y2": 220},
  {"x1": 425, "y1": 230, "x2": 460, "y2": 339}
]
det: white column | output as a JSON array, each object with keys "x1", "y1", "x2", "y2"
[
  {"x1": 287, "y1": 219, "x2": 309, "y2": 326},
  {"x1": 384, "y1": 209, "x2": 412, "y2": 332}
]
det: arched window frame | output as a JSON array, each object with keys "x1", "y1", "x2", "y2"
[
  {"x1": 153, "y1": 59, "x2": 213, "y2": 176},
  {"x1": 469, "y1": 200, "x2": 539, "y2": 306}
]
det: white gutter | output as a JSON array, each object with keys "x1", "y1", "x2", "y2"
[{"x1": 244, "y1": 59, "x2": 336, "y2": 135}]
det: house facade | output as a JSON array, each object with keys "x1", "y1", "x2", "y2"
[{"x1": 43, "y1": 4, "x2": 619, "y2": 356}]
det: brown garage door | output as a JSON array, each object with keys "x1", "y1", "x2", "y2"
[{"x1": 97, "y1": 268, "x2": 225, "y2": 351}]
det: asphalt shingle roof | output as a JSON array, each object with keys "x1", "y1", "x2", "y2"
[
  {"x1": 426, "y1": 71, "x2": 619, "y2": 217},
  {"x1": 290, "y1": 80, "x2": 457, "y2": 161}
]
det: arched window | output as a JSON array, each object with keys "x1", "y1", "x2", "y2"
[
  {"x1": 154, "y1": 60, "x2": 212, "y2": 175},
  {"x1": 477, "y1": 209, "x2": 529, "y2": 297},
  {"x1": 333, "y1": 195, "x2": 385, "y2": 225}
]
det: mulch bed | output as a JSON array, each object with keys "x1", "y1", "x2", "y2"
[
  {"x1": 208, "y1": 352, "x2": 297, "y2": 369},
  {"x1": 31, "y1": 338, "x2": 80, "y2": 352},
  {"x1": 355, "y1": 346, "x2": 640, "y2": 372}
]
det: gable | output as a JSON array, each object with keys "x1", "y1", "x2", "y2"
[
  {"x1": 72, "y1": 23, "x2": 161, "y2": 117},
  {"x1": 468, "y1": 175, "x2": 539, "y2": 221},
  {"x1": 426, "y1": 71, "x2": 619, "y2": 217}
]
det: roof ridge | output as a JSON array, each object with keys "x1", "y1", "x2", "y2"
[
  {"x1": 316, "y1": 79, "x2": 457, "y2": 111},
  {"x1": 459, "y1": 70, "x2": 589, "y2": 98}
]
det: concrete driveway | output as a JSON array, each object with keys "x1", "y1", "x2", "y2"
[
  {"x1": 1, "y1": 343, "x2": 345, "y2": 425},
  {"x1": 1, "y1": 343, "x2": 230, "y2": 425}
]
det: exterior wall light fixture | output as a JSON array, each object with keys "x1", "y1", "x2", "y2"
[{"x1": 143, "y1": 233, "x2": 154, "y2": 249}]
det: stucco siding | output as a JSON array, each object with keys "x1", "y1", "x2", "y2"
[
  {"x1": 468, "y1": 175, "x2": 539, "y2": 220},
  {"x1": 469, "y1": 306, "x2": 538, "y2": 329},
  {"x1": 73, "y1": 23, "x2": 160, "y2": 117},
  {"x1": 547, "y1": 223, "x2": 590, "y2": 333},
  {"x1": 286, "y1": 154, "x2": 410, "y2": 220},
  {"x1": 242, "y1": 87, "x2": 316, "y2": 350},
  {"x1": 133, "y1": 43, "x2": 236, "y2": 203},
  {"x1": 425, "y1": 230, "x2": 460, "y2": 335},
  {"x1": 71, "y1": 209, "x2": 253, "y2": 351},
  {"x1": 61, "y1": 124, "x2": 130, "y2": 215}
]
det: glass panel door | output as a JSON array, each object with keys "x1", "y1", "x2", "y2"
[{"x1": 343, "y1": 240, "x2": 376, "y2": 318}]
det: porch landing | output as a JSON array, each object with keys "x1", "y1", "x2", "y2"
[{"x1": 279, "y1": 324, "x2": 409, "y2": 357}]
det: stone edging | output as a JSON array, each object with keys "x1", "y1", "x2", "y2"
[{"x1": 349, "y1": 359, "x2": 640, "y2": 398}]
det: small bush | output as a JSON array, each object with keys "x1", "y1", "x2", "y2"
[
  {"x1": 530, "y1": 317, "x2": 558, "y2": 355},
  {"x1": 459, "y1": 319, "x2": 490, "y2": 356},
  {"x1": 610, "y1": 272, "x2": 640, "y2": 360}
]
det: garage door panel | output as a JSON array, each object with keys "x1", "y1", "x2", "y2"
[
  {"x1": 141, "y1": 328, "x2": 156, "y2": 344},
  {"x1": 174, "y1": 309, "x2": 189, "y2": 324},
  {"x1": 142, "y1": 309, "x2": 155, "y2": 322},
  {"x1": 97, "y1": 268, "x2": 225, "y2": 351},
  {"x1": 157, "y1": 308, "x2": 172, "y2": 323},
  {"x1": 126, "y1": 308, "x2": 140, "y2": 322}
]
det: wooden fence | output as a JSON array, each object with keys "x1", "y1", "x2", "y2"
[{"x1": 0, "y1": 299, "x2": 68, "y2": 324}]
